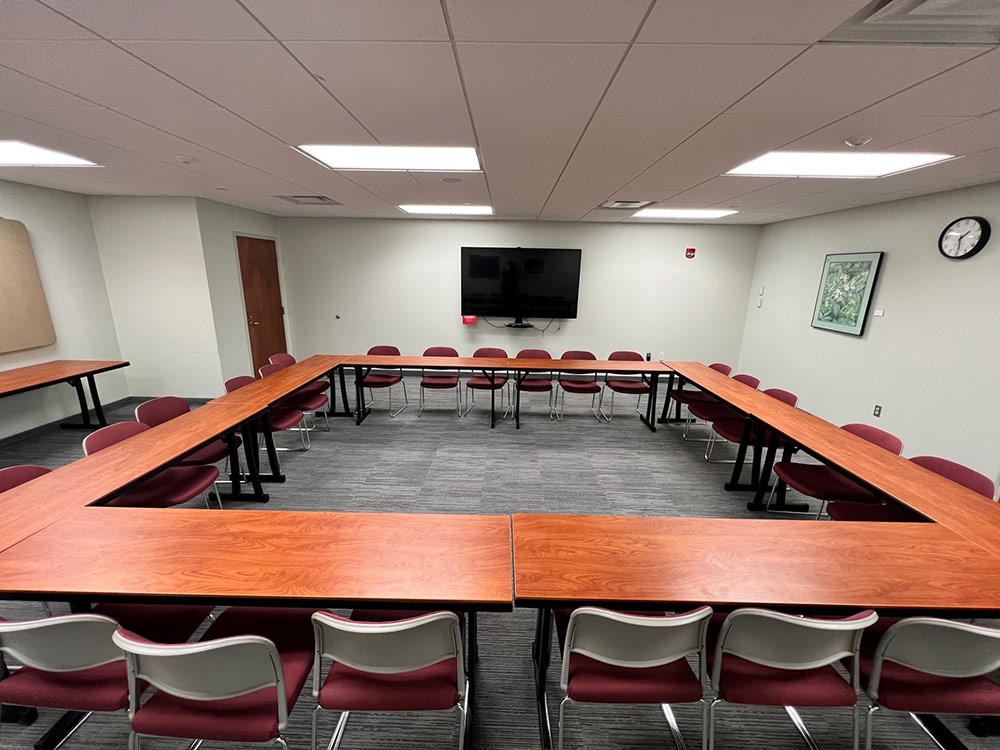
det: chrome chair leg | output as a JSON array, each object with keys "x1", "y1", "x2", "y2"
[
  {"x1": 311, "y1": 704, "x2": 320, "y2": 750},
  {"x1": 708, "y1": 697, "x2": 720, "y2": 750},
  {"x1": 557, "y1": 696, "x2": 571, "y2": 750},
  {"x1": 329, "y1": 710, "x2": 350, "y2": 750},
  {"x1": 388, "y1": 381, "x2": 409, "y2": 418},
  {"x1": 661, "y1": 703, "x2": 688, "y2": 750},
  {"x1": 457, "y1": 683, "x2": 470, "y2": 750},
  {"x1": 865, "y1": 704, "x2": 879, "y2": 750},
  {"x1": 764, "y1": 479, "x2": 814, "y2": 516},
  {"x1": 785, "y1": 706, "x2": 821, "y2": 750}
]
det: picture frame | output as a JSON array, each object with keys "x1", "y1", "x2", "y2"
[{"x1": 810, "y1": 251, "x2": 883, "y2": 336}]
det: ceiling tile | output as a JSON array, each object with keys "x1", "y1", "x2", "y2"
[
  {"x1": 337, "y1": 171, "x2": 436, "y2": 205},
  {"x1": 458, "y1": 43, "x2": 625, "y2": 112},
  {"x1": 1, "y1": 0, "x2": 96, "y2": 39},
  {"x1": 41, "y1": 0, "x2": 269, "y2": 40},
  {"x1": 0, "y1": 66, "x2": 99, "y2": 109},
  {"x1": 411, "y1": 171, "x2": 490, "y2": 204},
  {"x1": 0, "y1": 41, "x2": 213, "y2": 107},
  {"x1": 638, "y1": 0, "x2": 871, "y2": 43},
  {"x1": 887, "y1": 112, "x2": 1000, "y2": 155},
  {"x1": 672, "y1": 113, "x2": 832, "y2": 157},
  {"x1": 786, "y1": 113, "x2": 971, "y2": 151},
  {"x1": 579, "y1": 209, "x2": 629, "y2": 222},
  {"x1": 353, "y1": 110, "x2": 476, "y2": 146},
  {"x1": 539, "y1": 185, "x2": 617, "y2": 221},
  {"x1": 241, "y1": 0, "x2": 448, "y2": 41},
  {"x1": 601, "y1": 44, "x2": 804, "y2": 114},
  {"x1": 446, "y1": 0, "x2": 649, "y2": 42},
  {"x1": 725, "y1": 178, "x2": 866, "y2": 209},
  {"x1": 289, "y1": 42, "x2": 466, "y2": 112},
  {"x1": 237, "y1": 108, "x2": 374, "y2": 145}
]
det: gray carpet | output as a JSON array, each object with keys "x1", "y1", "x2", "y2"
[{"x1": 0, "y1": 386, "x2": 994, "y2": 749}]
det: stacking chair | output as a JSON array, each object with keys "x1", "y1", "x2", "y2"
[
  {"x1": 418, "y1": 346, "x2": 462, "y2": 416},
  {"x1": 363, "y1": 345, "x2": 408, "y2": 417},
  {"x1": 683, "y1": 373, "x2": 761, "y2": 441},
  {"x1": 225, "y1": 375, "x2": 310, "y2": 452},
  {"x1": 860, "y1": 618, "x2": 1000, "y2": 750},
  {"x1": 664, "y1": 362, "x2": 732, "y2": 422},
  {"x1": 598, "y1": 350, "x2": 650, "y2": 422},
  {"x1": 260, "y1": 362, "x2": 330, "y2": 432},
  {"x1": 557, "y1": 606, "x2": 713, "y2": 750},
  {"x1": 135, "y1": 395, "x2": 240, "y2": 467},
  {"x1": 112, "y1": 606, "x2": 315, "y2": 750},
  {"x1": 555, "y1": 350, "x2": 601, "y2": 422},
  {"x1": 83, "y1": 422, "x2": 221, "y2": 509},
  {"x1": 0, "y1": 464, "x2": 50, "y2": 493},
  {"x1": 463, "y1": 347, "x2": 511, "y2": 419},
  {"x1": 515, "y1": 348, "x2": 555, "y2": 419},
  {"x1": 704, "y1": 388, "x2": 798, "y2": 462},
  {"x1": 269, "y1": 352, "x2": 331, "y2": 401},
  {"x1": 709, "y1": 608, "x2": 878, "y2": 750},
  {"x1": 767, "y1": 423, "x2": 903, "y2": 518},
  {"x1": 310, "y1": 610, "x2": 468, "y2": 750}
]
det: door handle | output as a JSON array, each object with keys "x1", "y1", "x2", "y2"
[{"x1": 248, "y1": 321, "x2": 260, "y2": 327}]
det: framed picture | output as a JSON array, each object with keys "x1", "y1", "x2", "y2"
[{"x1": 810, "y1": 251, "x2": 883, "y2": 336}]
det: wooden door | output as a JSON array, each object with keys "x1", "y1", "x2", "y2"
[{"x1": 236, "y1": 236, "x2": 287, "y2": 376}]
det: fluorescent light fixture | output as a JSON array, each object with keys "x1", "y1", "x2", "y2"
[
  {"x1": 726, "y1": 151, "x2": 954, "y2": 178},
  {"x1": 297, "y1": 145, "x2": 480, "y2": 171},
  {"x1": 398, "y1": 204, "x2": 493, "y2": 216},
  {"x1": 632, "y1": 208, "x2": 738, "y2": 219},
  {"x1": 0, "y1": 140, "x2": 98, "y2": 167}
]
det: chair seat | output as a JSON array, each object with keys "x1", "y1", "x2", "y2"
[
  {"x1": 93, "y1": 604, "x2": 214, "y2": 643},
  {"x1": 559, "y1": 379, "x2": 600, "y2": 394},
  {"x1": 518, "y1": 378, "x2": 552, "y2": 392},
  {"x1": 298, "y1": 380, "x2": 330, "y2": 398},
  {"x1": 107, "y1": 465, "x2": 219, "y2": 508},
  {"x1": 265, "y1": 408, "x2": 305, "y2": 432},
  {"x1": 668, "y1": 389, "x2": 718, "y2": 406},
  {"x1": 566, "y1": 652, "x2": 702, "y2": 704},
  {"x1": 606, "y1": 379, "x2": 650, "y2": 394},
  {"x1": 180, "y1": 437, "x2": 235, "y2": 466},
  {"x1": 774, "y1": 462, "x2": 877, "y2": 503},
  {"x1": 688, "y1": 403, "x2": 740, "y2": 423},
  {"x1": 364, "y1": 374, "x2": 402, "y2": 388},
  {"x1": 318, "y1": 658, "x2": 460, "y2": 711},
  {"x1": 467, "y1": 375, "x2": 507, "y2": 390},
  {"x1": 421, "y1": 375, "x2": 459, "y2": 389},
  {"x1": 862, "y1": 660, "x2": 1000, "y2": 713},
  {"x1": 0, "y1": 660, "x2": 131, "y2": 712},
  {"x1": 827, "y1": 502, "x2": 923, "y2": 522},
  {"x1": 717, "y1": 654, "x2": 857, "y2": 707},
  {"x1": 288, "y1": 391, "x2": 329, "y2": 411}
]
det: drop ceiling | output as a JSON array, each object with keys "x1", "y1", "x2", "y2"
[{"x1": 1, "y1": 0, "x2": 999, "y2": 224}]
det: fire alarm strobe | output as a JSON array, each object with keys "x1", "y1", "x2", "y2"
[
  {"x1": 685, "y1": 248, "x2": 696, "y2": 258},
  {"x1": 461, "y1": 315, "x2": 477, "y2": 325}
]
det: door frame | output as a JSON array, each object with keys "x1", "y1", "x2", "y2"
[{"x1": 231, "y1": 232, "x2": 290, "y2": 376}]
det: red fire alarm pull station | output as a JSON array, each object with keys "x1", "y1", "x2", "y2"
[
  {"x1": 462, "y1": 315, "x2": 477, "y2": 325},
  {"x1": 685, "y1": 248, "x2": 696, "y2": 258}
]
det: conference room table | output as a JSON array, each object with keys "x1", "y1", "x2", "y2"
[{"x1": 0, "y1": 359, "x2": 129, "y2": 429}]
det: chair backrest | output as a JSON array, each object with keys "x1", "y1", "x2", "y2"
[
  {"x1": 112, "y1": 628, "x2": 289, "y2": 729},
  {"x1": 0, "y1": 464, "x2": 51, "y2": 493},
  {"x1": 841, "y1": 423, "x2": 903, "y2": 455},
  {"x1": 709, "y1": 362, "x2": 733, "y2": 375},
  {"x1": 561, "y1": 350, "x2": 596, "y2": 361},
  {"x1": 269, "y1": 353, "x2": 296, "y2": 367},
  {"x1": 868, "y1": 618, "x2": 1000, "y2": 699},
  {"x1": 731, "y1": 373, "x2": 761, "y2": 389},
  {"x1": 423, "y1": 346, "x2": 458, "y2": 357},
  {"x1": 762, "y1": 388, "x2": 798, "y2": 408},
  {"x1": 368, "y1": 345, "x2": 401, "y2": 356},
  {"x1": 910, "y1": 455, "x2": 995, "y2": 499},
  {"x1": 135, "y1": 396, "x2": 190, "y2": 427},
  {"x1": 311, "y1": 611, "x2": 464, "y2": 698},
  {"x1": 517, "y1": 349, "x2": 551, "y2": 359},
  {"x1": 225, "y1": 375, "x2": 256, "y2": 393},
  {"x1": 83, "y1": 421, "x2": 150, "y2": 455},
  {"x1": 560, "y1": 606, "x2": 712, "y2": 691},
  {"x1": 713, "y1": 608, "x2": 877, "y2": 690},
  {"x1": 473, "y1": 347, "x2": 507, "y2": 358},
  {"x1": 0, "y1": 614, "x2": 122, "y2": 672},
  {"x1": 259, "y1": 362, "x2": 284, "y2": 378},
  {"x1": 608, "y1": 350, "x2": 644, "y2": 361},
  {"x1": 559, "y1": 350, "x2": 597, "y2": 380}
]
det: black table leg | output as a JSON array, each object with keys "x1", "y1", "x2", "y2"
[
  {"x1": 658, "y1": 372, "x2": 678, "y2": 423},
  {"x1": 515, "y1": 371, "x2": 524, "y2": 429},
  {"x1": 487, "y1": 370, "x2": 496, "y2": 428},
  {"x1": 258, "y1": 412, "x2": 286, "y2": 483},
  {"x1": 354, "y1": 366, "x2": 370, "y2": 425},
  {"x1": 85, "y1": 374, "x2": 107, "y2": 426},
  {"x1": 59, "y1": 378, "x2": 95, "y2": 430},
  {"x1": 0, "y1": 658, "x2": 37, "y2": 726},
  {"x1": 640, "y1": 372, "x2": 658, "y2": 432},
  {"x1": 724, "y1": 418, "x2": 754, "y2": 491},
  {"x1": 759, "y1": 442, "x2": 809, "y2": 512},
  {"x1": 32, "y1": 711, "x2": 89, "y2": 750},
  {"x1": 338, "y1": 366, "x2": 351, "y2": 417},
  {"x1": 533, "y1": 608, "x2": 553, "y2": 749}
]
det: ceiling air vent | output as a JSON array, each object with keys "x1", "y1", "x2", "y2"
[
  {"x1": 599, "y1": 199, "x2": 654, "y2": 210},
  {"x1": 825, "y1": 0, "x2": 1000, "y2": 44},
  {"x1": 274, "y1": 195, "x2": 341, "y2": 206}
]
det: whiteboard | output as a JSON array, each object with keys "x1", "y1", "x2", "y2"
[{"x1": 0, "y1": 218, "x2": 56, "y2": 354}]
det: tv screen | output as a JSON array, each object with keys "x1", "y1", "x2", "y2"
[{"x1": 460, "y1": 246, "x2": 581, "y2": 320}]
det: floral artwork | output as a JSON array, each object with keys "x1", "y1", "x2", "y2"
[{"x1": 810, "y1": 252, "x2": 883, "y2": 336}]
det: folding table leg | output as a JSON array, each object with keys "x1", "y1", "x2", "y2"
[{"x1": 59, "y1": 378, "x2": 94, "y2": 430}]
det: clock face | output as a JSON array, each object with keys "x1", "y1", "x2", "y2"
[{"x1": 939, "y1": 216, "x2": 991, "y2": 260}]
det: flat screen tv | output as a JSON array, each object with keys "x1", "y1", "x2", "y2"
[{"x1": 461, "y1": 246, "x2": 581, "y2": 327}]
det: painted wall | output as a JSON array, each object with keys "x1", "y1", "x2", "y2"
[
  {"x1": 0, "y1": 180, "x2": 127, "y2": 441},
  {"x1": 89, "y1": 196, "x2": 223, "y2": 398},
  {"x1": 276, "y1": 218, "x2": 761, "y2": 365},
  {"x1": 194, "y1": 198, "x2": 282, "y2": 382},
  {"x1": 738, "y1": 182, "x2": 1000, "y2": 488}
]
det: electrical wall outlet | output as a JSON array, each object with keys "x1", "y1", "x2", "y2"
[{"x1": 873, "y1": 405, "x2": 882, "y2": 417}]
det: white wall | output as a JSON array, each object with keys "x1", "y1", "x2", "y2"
[
  {"x1": 738, "y1": 182, "x2": 1000, "y2": 486},
  {"x1": 277, "y1": 218, "x2": 761, "y2": 364},
  {"x1": 0, "y1": 180, "x2": 127, "y2": 440},
  {"x1": 89, "y1": 196, "x2": 223, "y2": 398},
  {"x1": 194, "y1": 199, "x2": 281, "y2": 381}
]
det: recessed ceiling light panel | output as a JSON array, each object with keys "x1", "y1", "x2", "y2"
[
  {"x1": 726, "y1": 151, "x2": 954, "y2": 178},
  {"x1": 398, "y1": 205, "x2": 493, "y2": 215},
  {"x1": 298, "y1": 145, "x2": 480, "y2": 172},
  {"x1": 0, "y1": 140, "x2": 98, "y2": 167},
  {"x1": 632, "y1": 208, "x2": 738, "y2": 219}
]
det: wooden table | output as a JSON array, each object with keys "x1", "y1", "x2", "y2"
[{"x1": 0, "y1": 360, "x2": 129, "y2": 429}]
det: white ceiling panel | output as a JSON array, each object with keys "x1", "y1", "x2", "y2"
[
  {"x1": 0, "y1": 41, "x2": 213, "y2": 107},
  {"x1": 672, "y1": 113, "x2": 832, "y2": 158},
  {"x1": 238, "y1": 108, "x2": 374, "y2": 145},
  {"x1": 353, "y1": 110, "x2": 476, "y2": 147},
  {"x1": 242, "y1": 0, "x2": 448, "y2": 41},
  {"x1": 1, "y1": 0, "x2": 95, "y2": 39},
  {"x1": 458, "y1": 43, "x2": 625, "y2": 113},
  {"x1": 289, "y1": 42, "x2": 466, "y2": 112},
  {"x1": 638, "y1": 0, "x2": 871, "y2": 44},
  {"x1": 538, "y1": 186, "x2": 610, "y2": 221},
  {"x1": 888, "y1": 112, "x2": 1000, "y2": 155},
  {"x1": 0, "y1": 66, "x2": 99, "y2": 109},
  {"x1": 579, "y1": 209, "x2": 629, "y2": 222},
  {"x1": 629, "y1": 148, "x2": 753, "y2": 189},
  {"x1": 446, "y1": 0, "x2": 649, "y2": 42},
  {"x1": 412, "y1": 172, "x2": 490, "y2": 204},
  {"x1": 336, "y1": 171, "x2": 436, "y2": 205},
  {"x1": 40, "y1": 0, "x2": 269, "y2": 40},
  {"x1": 601, "y1": 44, "x2": 804, "y2": 115},
  {"x1": 724, "y1": 178, "x2": 866, "y2": 209},
  {"x1": 729, "y1": 44, "x2": 984, "y2": 117},
  {"x1": 787, "y1": 113, "x2": 971, "y2": 151}
]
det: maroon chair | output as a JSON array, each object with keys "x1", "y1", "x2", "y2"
[
  {"x1": 463, "y1": 347, "x2": 510, "y2": 419},
  {"x1": 664, "y1": 362, "x2": 732, "y2": 422},
  {"x1": 515, "y1": 348, "x2": 555, "y2": 420},
  {"x1": 683, "y1": 373, "x2": 761, "y2": 441},
  {"x1": 418, "y1": 346, "x2": 461, "y2": 416},
  {"x1": 0, "y1": 464, "x2": 50, "y2": 493},
  {"x1": 135, "y1": 396, "x2": 239, "y2": 467},
  {"x1": 83, "y1": 422, "x2": 220, "y2": 509},
  {"x1": 269, "y1": 352, "x2": 330, "y2": 401},
  {"x1": 768, "y1": 423, "x2": 903, "y2": 518},
  {"x1": 225, "y1": 375, "x2": 309, "y2": 453},
  {"x1": 598, "y1": 351, "x2": 651, "y2": 422},
  {"x1": 705, "y1": 388, "x2": 798, "y2": 462},
  {"x1": 261, "y1": 362, "x2": 330, "y2": 435},
  {"x1": 828, "y1": 454, "x2": 995, "y2": 523},
  {"x1": 556, "y1": 350, "x2": 601, "y2": 422},
  {"x1": 363, "y1": 345, "x2": 408, "y2": 417}
]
